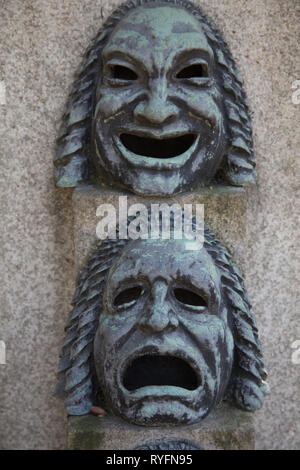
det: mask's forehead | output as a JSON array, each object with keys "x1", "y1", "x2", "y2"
[
  {"x1": 107, "y1": 238, "x2": 220, "y2": 297},
  {"x1": 103, "y1": 5, "x2": 213, "y2": 68}
]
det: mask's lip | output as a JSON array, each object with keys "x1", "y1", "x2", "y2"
[
  {"x1": 118, "y1": 348, "x2": 204, "y2": 400},
  {"x1": 118, "y1": 128, "x2": 195, "y2": 139},
  {"x1": 113, "y1": 131, "x2": 200, "y2": 170}
]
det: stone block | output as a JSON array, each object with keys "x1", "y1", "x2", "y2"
[
  {"x1": 72, "y1": 184, "x2": 247, "y2": 278},
  {"x1": 68, "y1": 403, "x2": 254, "y2": 450}
]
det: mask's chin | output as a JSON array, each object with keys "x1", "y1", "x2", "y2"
[
  {"x1": 112, "y1": 388, "x2": 211, "y2": 426},
  {"x1": 128, "y1": 400, "x2": 210, "y2": 426}
]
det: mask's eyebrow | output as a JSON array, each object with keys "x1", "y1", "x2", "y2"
[
  {"x1": 102, "y1": 49, "x2": 148, "y2": 74},
  {"x1": 170, "y1": 47, "x2": 214, "y2": 70},
  {"x1": 110, "y1": 266, "x2": 149, "y2": 292},
  {"x1": 172, "y1": 269, "x2": 220, "y2": 306}
]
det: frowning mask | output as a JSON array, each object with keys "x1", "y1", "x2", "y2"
[
  {"x1": 55, "y1": 0, "x2": 256, "y2": 194},
  {"x1": 94, "y1": 238, "x2": 234, "y2": 425},
  {"x1": 57, "y1": 226, "x2": 268, "y2": 424}
]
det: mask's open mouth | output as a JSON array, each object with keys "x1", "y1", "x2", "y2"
[
  {"x1": 122, "y1": 355, "x2": 200, "y2": 392},
  {"x1": 119, "y1": 133, "x2": 197, "y2": 159}
]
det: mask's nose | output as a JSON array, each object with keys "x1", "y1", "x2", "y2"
[
  {"x1": 137, "y1": 280, "x2": 179, "y2": 334},
  {"x1": 134, "y1": 79, "x2": 179, "y2": 126}
]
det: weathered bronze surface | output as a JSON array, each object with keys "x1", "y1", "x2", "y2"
[
  {"x1": 54, "y1": 0, "x2": 256, "y2": 195},
  {"x1": 57, "y1": 224, "x2": 267, "y2": 426}
]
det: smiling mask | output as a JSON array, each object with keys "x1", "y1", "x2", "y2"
[{"x1": 54, "y1": 0, "x2": 256, "y2": 195}]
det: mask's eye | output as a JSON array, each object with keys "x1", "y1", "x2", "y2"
[
  {"x1": 114, "y1": 286, "x2": 143, "y2": 308},
  {"x1": 110, "y1": 65, "x2": 138, "y2": 81},
  {"x1": 176, "y1": 63, "x2": 208, "y2": 79},
  {"x1": 173, "y1": 287, "x2": 207, "y2": 308}
]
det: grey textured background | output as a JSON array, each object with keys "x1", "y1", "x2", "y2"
[{"x1": 0, "y1": 0, "x2": 299, "y2": 449}]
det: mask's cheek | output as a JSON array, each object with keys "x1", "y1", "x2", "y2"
[
  {"x1": 181, "y1": 316, "x2": 233, "y2": 403},
  {"x1": 94, "y1": 87, "x2": 143, "y2": 120},
  {"x1": 93, "y1": 332, "x2": 119, "y2": 413},
  {"x1": 97, "y1": 311, "x2": 136, "y2": 347},
  {"x1": 175, "y1": 86, "x2": 223, "y2": 129},
  {"x1": 210, "y1": 320, "x2": 234, "y2": 402},
  {"x1": 93, "y1": 317, "x2": 121, "y2": 393},
  {"x1": 94, "y1": 311, "x2": 139, "y2": 411},
  {"x1": 94, "y1": 93, "x2": 126, "y2": 121}
]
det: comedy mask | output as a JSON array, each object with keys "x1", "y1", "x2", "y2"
[
  {"x1": 57, "y1": 226, "x2": 267, "y2": 425},
  {"x1": 54, "y1": 0, "x2": 256, "y2": 195}
]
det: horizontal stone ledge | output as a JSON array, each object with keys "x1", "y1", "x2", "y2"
[
  {"x1": 72, "y1": 184, "x2": 247, "y2": 277},
  {"x1": 67, "y1": 403, "x2": 255, "y2": 450}
]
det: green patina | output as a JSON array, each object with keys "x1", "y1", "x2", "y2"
[{"x1": 69, "y1": 416, "x2": 105, "y2": 450}]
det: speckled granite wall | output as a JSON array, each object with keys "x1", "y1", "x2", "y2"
[{"x1": 0, "y1": 0, "x2": 299, "y2": 450}]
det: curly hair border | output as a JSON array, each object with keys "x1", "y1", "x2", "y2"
[{"x1": 54, "y1": 0, "x2": 256, "y2": 189}]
